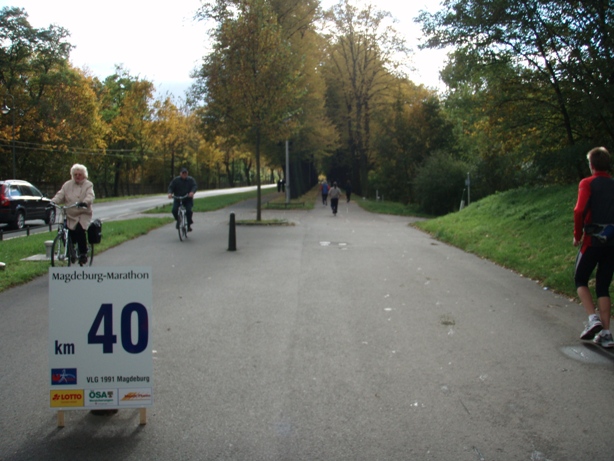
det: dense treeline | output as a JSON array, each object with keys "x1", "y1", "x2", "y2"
[{"x1": 1, "y1": 0, "x2": 612, "y2": 215}]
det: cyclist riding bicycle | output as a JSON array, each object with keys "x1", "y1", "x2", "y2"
[
  {"x1": 167, "y1": 167, "x2": 197, "y2": 232},
  {"x1": 51, "y1": 163, "x2": 95, "y2": 265}
]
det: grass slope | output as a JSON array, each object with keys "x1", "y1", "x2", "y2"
[{"x1": 413, "y1": 185, "x2": 579, "y2": 299}]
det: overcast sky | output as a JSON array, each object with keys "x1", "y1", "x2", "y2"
[{"x1": 2, "y1": 0, "x2": 448, "y2": 98}]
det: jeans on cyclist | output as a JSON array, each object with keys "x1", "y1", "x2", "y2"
[
  {"x1": 172, "y1": 197, "x2": 194, "y2": 226},
  {"x1": 70, "y1": 223, "x2": 88, "y2": 256}
]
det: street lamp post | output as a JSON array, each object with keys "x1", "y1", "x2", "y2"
[
  {"x1": 1, "y1": 94, "x2": 16, "y2": 179},
  {"x1": 285, "y1": 138, "x2": 290, "y2": 204}
]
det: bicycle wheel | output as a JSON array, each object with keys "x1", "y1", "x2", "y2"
[
  {"x1": 178, "y1": 211, "x2": 185, "y2": 241},
  {"x1": 51, "y1": 233, "x2": 70, "y2": 267},
  {"x1": 181, "y1": 211, "x2": 189, "y2": 240}
]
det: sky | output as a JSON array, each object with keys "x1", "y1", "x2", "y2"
[{"x1": 2, "y1": 0, "x2": 449, "y2": 99}]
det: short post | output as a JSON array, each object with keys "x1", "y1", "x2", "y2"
[
  {"x1": 57, "y1": 411, "x2": 65, "y2": 428},
  {"x1": 45, "y1": 240, "x2": 54, "y2": 259},
  {"x1": 228, "y1": 212, "x2": 236, "y2": 251}
]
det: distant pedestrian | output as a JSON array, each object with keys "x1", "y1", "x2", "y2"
[
  {"x1": 574, "y1": 146, "x2": 614, "y2": 348},
  {"x1": 329, "y1": 182, "x2": 341, "y2": 216},
  {"x1": 345, "y1": 180, "x2": 352, "y2": 202},
  {"x1": 321, "y1": 180, "x2": 329, "y2": 205}
]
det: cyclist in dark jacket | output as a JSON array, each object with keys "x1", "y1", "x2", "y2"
[{"x1": 167, "y1": 168, "x2": 197, "y2": 231}]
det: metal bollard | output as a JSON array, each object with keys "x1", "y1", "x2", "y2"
[
  {"x1": 228, "y1": 212, "x2": 236, "y2": 251},
  {"x1": 45, "y1": 240, "x2": 54, "y2": 259}
]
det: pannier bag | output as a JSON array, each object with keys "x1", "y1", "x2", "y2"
[{"x1": 87, "y1": 219, "x2": 102, "y2": 244}]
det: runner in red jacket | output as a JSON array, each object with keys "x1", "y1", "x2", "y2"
[{"x1": 574, "y1": 146, "x2": 614, "y2": 347}]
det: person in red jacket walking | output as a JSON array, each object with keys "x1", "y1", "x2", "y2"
[{"x1": 574, "y1": 146, "x2": 614, "y2": 348}]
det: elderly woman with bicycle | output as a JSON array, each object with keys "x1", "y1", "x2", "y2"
[{"x1": 51, "y1": 164, "x2": 95, "y2": 265}]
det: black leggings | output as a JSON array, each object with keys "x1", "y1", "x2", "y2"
[
  {"x1": 69, "y1": 223, "x2": 88, "y2": 255},
  {"x1": 575, "y1": 245, "x2": 614, "y2": 298}
]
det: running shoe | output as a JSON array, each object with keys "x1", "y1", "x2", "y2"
[
  {"x1": 580, "y1": 317, "x2": 603, "y2": 340},
  {"x1": 593, "y1": 331, "x2": 614, "y2": 348}
]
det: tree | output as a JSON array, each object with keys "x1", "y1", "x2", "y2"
[
  {"x1": 0, "y1": 6, "x2": 104, "y2": 183},
  {"x1": 371, "y1": 79, "x2": 453, "y2": 203},
  {"x1": 193, "y1": 0, "x2": 306, "y2": 220},
  {"x1": 418, "y1": 0, "x2": 614, "y2": 181},
  {"x1": 322, "y1": 0, "x2": 408, "y2": 196},
  {"x1": 98, "y1": 67, "x2": 154, "y2": 196}
]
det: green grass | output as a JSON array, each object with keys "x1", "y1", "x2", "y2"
[
  {"x1": 0, "y1": 189, "x2": 292, "y2": 292},
  {"x1": 412, "y1": 185, "x2": 579, "y2": 299},
  {"x1": 0, "y1": 218, "x2": 173, "y2": 292},
  {"x1": 0, "y1": 188, "x2": 278, "y2": 293},
  {"x1": 265, "y1": 189, "x2": 316, "y2": 210},
  {"x1": 147, "y1": 190, "x2": 263, "y2": 214},
  {"x1": 355, "y1": 198, "x2": 432, "y2": 218}
]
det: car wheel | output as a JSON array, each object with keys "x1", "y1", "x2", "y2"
[
  {"x1": 12, "y1": 210, "x2": 25, "y2": 230},
  {"x1": 45, "y1": 208, "x2": 56, "y2": 225}
]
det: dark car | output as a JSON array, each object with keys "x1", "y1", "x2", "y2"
[{"x1": 0, "y1": 179, "x2": 55, "y2": 229}]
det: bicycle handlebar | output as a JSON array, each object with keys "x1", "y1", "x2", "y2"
[
  {"x1": 50, "y1": 202, "x2": 88, "y2": 210},
  {"x1": 172, "y1": 195, "x2": 189, "y2": 200}
]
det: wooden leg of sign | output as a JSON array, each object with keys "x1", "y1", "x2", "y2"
[
  {"x1": 139, "y1": 408, "x2": 147, "y2": 425},
  {"x1": 57, "y1": 411, "x2": 65, "y2": 428}
]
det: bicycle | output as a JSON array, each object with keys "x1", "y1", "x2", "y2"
[
  {"x1": 173, "y1": 195, "x2": 189, "y2": 241},
  {"x1": 50, "y1": 203, "x2": 94, "y2": 267}
]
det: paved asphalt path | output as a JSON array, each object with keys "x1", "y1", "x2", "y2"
[{"x1": 1, "y1": 195, "x2": 613, "y2": 460}]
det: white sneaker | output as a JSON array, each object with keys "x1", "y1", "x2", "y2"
[
  {"x1": 593, "y1": 331, "x2": 614, "y2": 348},
  {"x1": 580, "y1": 317, "x2": 603, "y2": 340}
]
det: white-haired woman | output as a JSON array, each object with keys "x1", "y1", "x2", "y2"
[{"x1": 51, "y1": 164, "x2": 95, "y2": 265}]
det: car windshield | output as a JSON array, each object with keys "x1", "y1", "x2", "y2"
[{"x1": 30, "y1": 185, "x2": 44, "y2": 198}]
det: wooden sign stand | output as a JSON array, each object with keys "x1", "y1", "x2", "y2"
[{"x1": 56, "y1": 408, "x2": 147, "y2": 427}]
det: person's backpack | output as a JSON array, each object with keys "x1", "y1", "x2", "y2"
[{"x1": 87, "y1": 219, "x2": 102, "y2": 244}]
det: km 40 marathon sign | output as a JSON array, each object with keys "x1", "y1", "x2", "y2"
[{"x1": 49, "y1": 267, "x2": 153, "y2": 411}]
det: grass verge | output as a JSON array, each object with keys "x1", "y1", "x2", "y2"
[
  {"x1": 358, "y1": 185, "x2": 579, "y2": 300},
  {"x1": 354, "y1": 198, "x2": 432, "y2": 218},
  {"x1": 0, "y1": 218, "x2": 173, "y2": 292},
  {"x1": 413, "y1": 185, "x2": 579, "y2": 299},
  {"x1": 1, "y1": 188, "x2": 278, "y2": 293},
  {"x1": 147, "y1": 190, "x2": 262, "y2": 213}
]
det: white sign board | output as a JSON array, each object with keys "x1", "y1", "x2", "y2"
[{"x1": 49, "y1": 267, "x2": 153, "y2": 410}]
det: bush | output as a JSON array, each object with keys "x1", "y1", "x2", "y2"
[{"x1": 413, "y1": 151, "x2": 470, "y2": 215}]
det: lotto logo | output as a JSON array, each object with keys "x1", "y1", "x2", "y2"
[{"x1": 50, "y1": 390, "x2": 84, "y2": 408}]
